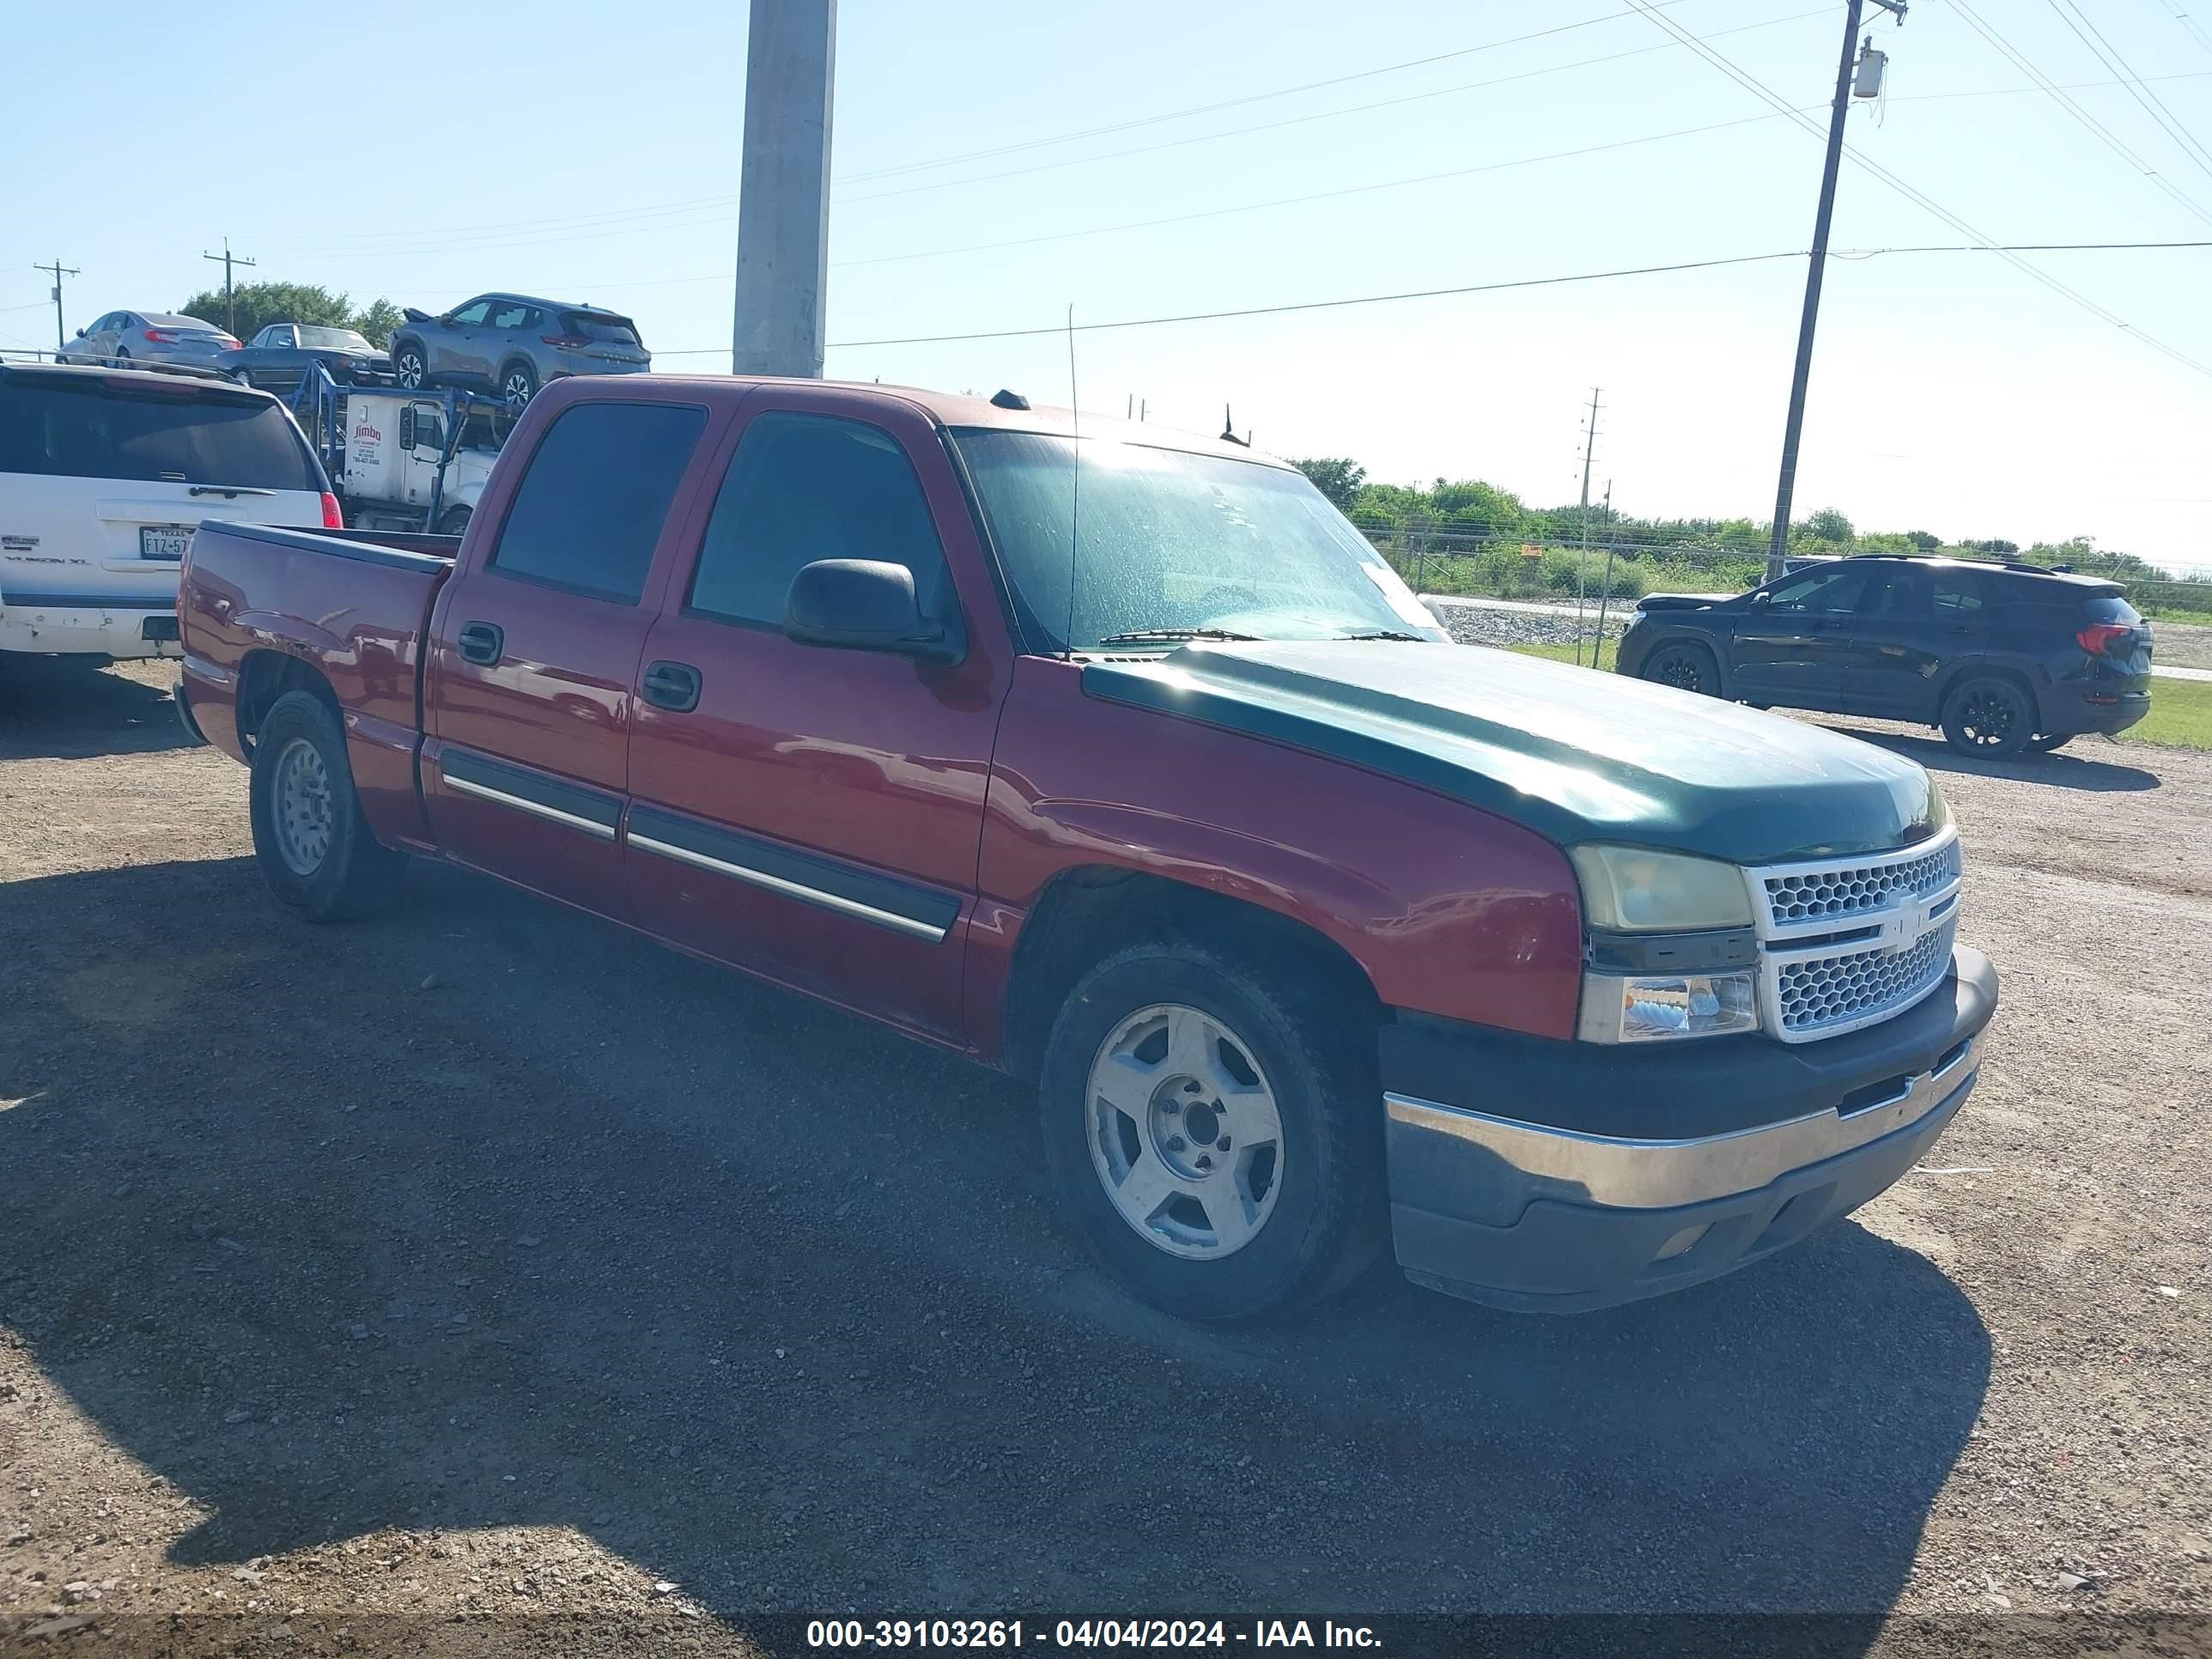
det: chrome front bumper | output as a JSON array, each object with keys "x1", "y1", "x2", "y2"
[{"x1": 1379, "y1": 945, "x2": 1998, "y2": 1313}]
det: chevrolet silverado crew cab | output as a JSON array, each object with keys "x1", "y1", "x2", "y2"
[
  {"x1": 2, "y1": 362, "x2": 339, "y2": 662},
  {"x1": 177, "y1": 376, "x2": 1998, "y2": 1322}
]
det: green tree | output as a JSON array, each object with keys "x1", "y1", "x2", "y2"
[
  {"x1": 1904, "y1": 530, "x2": 1942, "y2": 551},
  {"x1": 351, "y1": 298, "x2": 404, "y2": 349},
  {"x1": 1291, "y1": 458, "x2": 1366, "y2": 511},
  {"x1": 1802, "y1": 507, "x2": 1855, "y2": 544},
  {"x1": 173, "y1": 280, "x2": 401, "y2": 347}
]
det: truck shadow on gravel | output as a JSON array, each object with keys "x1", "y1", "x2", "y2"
[
  {"x1": 0, "y1": 660, "x2": 192, "y2": 760},
  {"x1": 0, "y1": 855, "x2": 1992, "y2": 1650},
  {"x1": 1807, "y1": 721, "x2": 2161, "y2": 793}
]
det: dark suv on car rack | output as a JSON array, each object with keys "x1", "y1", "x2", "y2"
[{"x1": 1615, "y1": 555, "x2": 2153, "y2": 756}]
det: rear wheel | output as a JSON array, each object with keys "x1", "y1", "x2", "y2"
[
  {"x1": 2025, "y1": 732, "x2": 2072, "y2": 753},
  {"x1": 248, "y1": 690, "x2": 404, "y2": 921},
  {"x1": 393, "y1": 342, "x2": 427, "y2": 390},
  {"x1": 1038, "y1": 942, "x2": 1385, "y2": 1323},
  {"x1": 1640, "y1": 641, "x2": 1721, "y2": 697},
  {"x1": 1941, "y1": 676, "x2": 2033, "y2": 757}
]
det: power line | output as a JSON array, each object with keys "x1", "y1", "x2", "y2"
[
  {"x1": 840, "y1": 7, "x2": 1832, "y2": 206},
  {"x1": 2044, "y1": 0, "x2": 2212, "y2": 181},
  {"x1": 839, "y1": 3, "x2": 1702, "y2": 183},
  {"x1": 640, "y1": 240, "x2": 2209, "y2": 359},
  {"x1": 2159, "y1": 0, "x2": 2212, "y2": 59},
  {"x1": 200, "y1": 240, "x2": 257, "y2": 335},
  {"x1": 1623, "y1": 0, "x2": 2212, "y2": 378},
  {"x1": 652, "y1": 252, "x2": 1814, "y2": 354},
  {"x1": 1949, "y1": 0, "x2": 2212, "y2": 228}
]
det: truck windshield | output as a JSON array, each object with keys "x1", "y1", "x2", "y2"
[{"x1": 951, "y1": 429, "x2": 1443, "y2": 654}]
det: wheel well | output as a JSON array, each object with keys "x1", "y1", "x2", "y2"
[
  {"x1": 499, "y1": 357, "x2": 535, "y2": 383},
  {"x1": 1935, "y1": 662, "x2": 2041, "y2": 725},
  {"x1": 234, "y1": 650, "x2": 339, "y2": 756},
  {"x1": 999, "y1": 867, "x2": 1381, "y2": 1081},
  {"x1": 1646, "y1": 633, "x2": 1725, "y2": 690}
]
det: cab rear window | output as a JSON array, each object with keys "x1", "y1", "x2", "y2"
[{"x1": 0, "y1": 377, "x2": 323, "y2": 491}]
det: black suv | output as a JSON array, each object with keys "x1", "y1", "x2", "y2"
[{"x1": 1614, "y1": 556, "x2": 2153, "y2": 757}]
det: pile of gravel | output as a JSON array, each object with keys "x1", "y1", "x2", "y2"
[{"x1": 1423, "y1": 599, "x2": 1630, "y2": 654}]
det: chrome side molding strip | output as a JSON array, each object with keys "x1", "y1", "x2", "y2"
[
  {"x1": 626, "y1": 832, "x2": 949, "y2": 943},
  {"x1": 443, "y1": 773, "x2": 617, "y2": 841}
]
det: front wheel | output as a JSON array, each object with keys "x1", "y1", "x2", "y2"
[
  {"x1": 392, "y1": 342, "x2": 427, "y2": 390},
  {"x1": 1941, "y1": 676, "x2": 2033, "y2": 757},
  {"x1": 436, "y1": 505, "x2": 472, "y2": 537},
  {"x1": 248, "y1": 690, "x2": 405, "y2": 921},
  {"x1": 1038, "y1": 942, "x2": 1385, "y2": 1323},
  {"x1": 500, "y1": 361, "x2": 538, "y2": 409},
  {"x1": 2025, "y1": 732, "x2": 2072, "y2": 753},
  {"x1": 1640, "y1": 641, "x2": 1720, "y2": 697}
]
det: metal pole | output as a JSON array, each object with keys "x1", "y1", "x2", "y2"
[
  {"x1": 1575, "y1": 386, "x2": 1600, "y2": 665},
  {"x1": 1767, "y1": 0, "x2": 1866, "y2": 582},
  {"x1": 732, "y1": 0, "x2": 838, "y2": 377}
]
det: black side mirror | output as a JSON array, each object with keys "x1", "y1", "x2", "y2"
[
  {"x1": 1749, "y1": 590, "x2": 1772, "y2": 608},
  {"x1": 398, "y1": 407, "x2": 416, "y2": 450},
  {"x1": 784, "y1": 559, "x2": 960, "y2": 665}
]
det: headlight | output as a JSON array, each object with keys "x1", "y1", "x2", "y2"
[
  {"x1": 1570, "y1": 844, "x2": 1755, "y2": 933},
  {"x1": 1578, "y1": 971, "x2": 1759, "y2": 1043}
]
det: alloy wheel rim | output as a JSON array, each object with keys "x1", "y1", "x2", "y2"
[
  {"x1": 505, "y1": 373, "x2": 531, "y2": 407},
  {"x1": 1960, "y1": 690, "x2": 2017, "y2": 746},
  {"x1": 1656, "y1": 652, "x2": 1704, "y2": 693},
  {"x1": 1085, "y1": 1003, "x2": 1285, "y2": 1261},
  {"x1": 271, "y1": 737, "x2": 334, "y2": 876}
]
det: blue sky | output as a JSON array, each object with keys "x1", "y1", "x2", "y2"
[{"x1": 7, "y1": 0, "x2": 2209, "y2": 564}]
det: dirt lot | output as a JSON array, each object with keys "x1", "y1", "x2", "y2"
[{"x1": 3, "y1": 660, "x2": 2208, "y2": 1657}]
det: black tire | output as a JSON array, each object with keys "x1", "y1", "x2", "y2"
[
  {"x1": 1037, "y1": 941, "x2": 1386, "y2": 1323},
  {"x1": 499, "y1": 361, "x2": 538, "y2": 410},
  {"x1": 248, "y1": 690, "x2": 405, "y2": 921},
  {"x1": 1640, "y1": 640, "x2": 1721, "y2": 697},
  {"x1": 2025, "y1": 732, "x2": 2072, "y2": 753},
  {"x1": 392, "y1": 341, "x2": 428, "y2": 390},
  {"x1": 1941, "y1": 675, "x2": 2033, "y2": 757},
  {"x1": 113, "y1": 346, "x2": 131, "y2": 364},
  {"x1": 436, "y1": 506, "x2": 472, "y2": 537}
]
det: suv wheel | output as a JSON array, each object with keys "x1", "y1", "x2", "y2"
[
  {"x1": 393, "y1": 343, "x2": 427, "y2": 390},
  {"x1": 1641, "y1": 641, "x2": 1719, "y2": 697},
  {"x1": 501, "y1": 362, "x2": 538, "y2": 410},
  {"x1": 2024, "y1": 732, "x2": 2072, "y2": 754},
  {"x1": 248, "y1": 690, "x2": 406, "y2": 921},
  {"x1": 1038, "y1": 942, "x2": 1385, "y2": 1323},
  {"x1": 1941, "y1": 676, "x2": 2032, "y2": 757}
]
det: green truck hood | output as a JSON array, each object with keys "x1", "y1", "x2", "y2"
[{"x1": 1082, "y1": 641, "x2": 1944, "y2": 866}]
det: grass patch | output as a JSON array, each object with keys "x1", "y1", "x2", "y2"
[
  {"x1": 1504, "y1": 642, "x2": 2211, "y2": 751},
  {"x1": 1510, "y1": 640, "x2": 1620, "y2": 672},
  {"x1": 2124, "y1": 678, "x2": 2212, "y2": 750}
]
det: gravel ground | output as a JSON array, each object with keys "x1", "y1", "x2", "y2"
[{"x1": 2, "y1": 659, "x2": 2208, "y2": 1658}]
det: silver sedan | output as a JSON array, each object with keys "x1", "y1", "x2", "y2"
[{"x1": 58, "y1": 310, "x2": 241, "y2": 369}]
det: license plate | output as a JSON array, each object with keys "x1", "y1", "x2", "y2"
[{"x1": 140, "y1": 526, "x2": 193, "y2": 562}]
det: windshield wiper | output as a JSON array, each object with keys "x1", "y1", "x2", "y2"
[
  {"x1": 1334, "y1": 628, "x2": 1430, "y2": 641},
  {"x1": 1092, "y1": 627, "x2": 1263, "y2": 645}
]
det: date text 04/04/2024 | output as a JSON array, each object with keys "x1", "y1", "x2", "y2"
[{"x1": 805, "y1": 1622, "x2": 1382, "y2": 1649}]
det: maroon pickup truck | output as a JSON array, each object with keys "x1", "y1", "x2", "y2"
[{"x1": 179, "y1": 374, "x2": 1997, "y2": 1322}]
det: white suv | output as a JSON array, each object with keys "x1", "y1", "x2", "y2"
[{"x1": 0, "y1": 362, "x2": 337, "y2": 661}]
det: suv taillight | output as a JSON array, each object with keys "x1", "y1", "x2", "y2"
[
  {"x1": 320, "y1": 492, "x2": 344, "y2": 529},
  {"x1": 541, "y1": 333, "x2": 590, "y2": 349},
  {"x1": 2076, "y1": 623, "x2": 2132, "y2": 655}
]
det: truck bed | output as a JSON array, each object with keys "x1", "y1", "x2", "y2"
[{"x1": 178, "y1": 520, "x2": 458, "y2": 841}]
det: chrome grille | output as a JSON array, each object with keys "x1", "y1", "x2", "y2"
[
  {"x1": 1762, "y1": 839, "x2": 1960, "y2": 924},
  {"x1": 1748, "y1": 827, "x2": 1963, "y2": 1042},
  {"x1": 1773, "y1": 915, "x2": 1958, "y2": 1036}
]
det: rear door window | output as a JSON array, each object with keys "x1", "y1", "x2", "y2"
[
  {"x1": 0, "y1": 376, "x2": 324, "y2": 489},
  {"x1": 486, "y1": 400, "x2": 706, "y2": 603},
  {"x1": 684, "y1": 411, "x2": 952, "y2": 628},
  {"x1": 1932, "y1": 572, "x2": 1986, "y2": 613}
]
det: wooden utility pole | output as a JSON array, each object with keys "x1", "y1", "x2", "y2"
[
  {"x1": 201, "y1": 240, "x2": 258, "y2": 336},
  {"x1": 34, "y1": 258, "x2": 79, "y2": 353}
]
